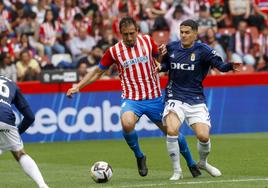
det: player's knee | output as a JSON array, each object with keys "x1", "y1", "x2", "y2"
[
  {"x1": 12, "y1": 149, "x2": 26, "y2": 161},
  {"x1": 166, "y1": 126, "x2": 179, "y2": 136},
  {"x1": 197, "y1": 134, "x2": 209, "y2": 143},
  {"x1": 121, "y1": 119, "x2": 135, "y2": 133}
]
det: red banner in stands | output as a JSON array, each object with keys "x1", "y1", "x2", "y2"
[{"x1": 18, "y1": 73, "x2": 268, "y2": 94}]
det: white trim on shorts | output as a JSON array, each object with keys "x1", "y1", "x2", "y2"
[
  {"x1": 0, "y1": 121, "x2": 23, "y2": 154},
  {"x1": 162, "y1": 99, "x2": 211, "y2": 128}
]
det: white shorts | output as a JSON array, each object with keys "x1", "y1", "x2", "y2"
[
  {"x1": 0, "y1": 122, "x2": 23, "y2": 154},
  {"x1": 163, "y1": 99, "x2": 211, "y2": 127}
]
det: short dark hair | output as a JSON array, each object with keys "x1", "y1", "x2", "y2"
[
  {"x1": 119, "y1": 16, "x2": 138, "y2": 32},
  {"x1": 180, "y1": 19, "x2": 198, "y2": 31},
  {"x1": 199, "y1": 5, "x2": 208, "y2": 12}
]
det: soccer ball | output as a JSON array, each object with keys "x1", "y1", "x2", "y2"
[{"x1": 90, "y1": 161, "x2": 113, "y2": 183}]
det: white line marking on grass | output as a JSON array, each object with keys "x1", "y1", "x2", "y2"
[{"x1": 120, "y1": 178, "x2": 268, "y2": 188}]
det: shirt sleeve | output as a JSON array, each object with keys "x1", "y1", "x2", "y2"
[
  {"x1": 98, "y1": 48, "x2": 115, "y2": 70},
  {"x1": 13, "y1": 88, "x2": 35, "y2": 134},
  {"x1": 205, "y1": 48, "x2": 233, "y2": 72}
]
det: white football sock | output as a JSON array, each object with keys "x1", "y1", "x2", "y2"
[
  {"x1": 197, "y1": 139, "x2": 211, "y2": 166},
  {"x1": 19, "y1": 154, "x2": 48, "y2": 187},
  {"x1": 166, "y1": 135, "x2": 181, "y2": 173}
]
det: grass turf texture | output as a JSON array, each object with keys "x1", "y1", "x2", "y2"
[{"x1": 1, "y1": 133, "x2": 268, "y2": 188}]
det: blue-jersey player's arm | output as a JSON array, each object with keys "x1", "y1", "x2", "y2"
[
  {"x1": 205, "y1": 48, "x2": 234, "y2": 72},
  {"x1": 13, "y1": 88, "x2": 35, "y2": 134},
  {"x1": 159, "y1": 54, "x2": 170, "y2": 72}
]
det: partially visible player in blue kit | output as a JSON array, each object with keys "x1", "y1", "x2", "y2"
[
  {"x1": 0, "y1": 75, "x2": 49, "y2": 188},
  {"x1": 157, "y1": 19, "x2": 240, "y2": 180}
]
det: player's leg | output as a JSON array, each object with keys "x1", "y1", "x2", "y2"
[
  {"x1": 121, "y1": 100, "x2": 147, "y2": 176},
  {"x1": 147, "y1": 97, "x2": 201, "y2": 177},
  {"x1": 11, "y1": 149, "x2": 49, "y2": 188},
  {"x1": 191, "y1": 123, "x2": 221, "y2": 177},
  {"x1": 0, "y1": 123, "x2": 49, "y2": 187},
  {"x1": 187, "y1": 104, "x2": 221, "y2": 177},
  {"x1": 177, "y1": 132, "x2": 201, "y2": 178},
  {"x1": 164, "y1": 111, "x2": 183, "y2": 180},
  {"x1": 162, "y1": 100, "x2": 184, "y2": 180}
]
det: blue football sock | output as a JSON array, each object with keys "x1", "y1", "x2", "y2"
[
  {"x1": 123, "y1": 130, "x2": 144, "y2": 158},
  {"x1": 178, "y1": 132, "x2": 196, "y2": 167}
]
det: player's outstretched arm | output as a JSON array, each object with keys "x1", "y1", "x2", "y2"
[{"x1": 66, "y1": 66, "x2": 105, "y2": 98}]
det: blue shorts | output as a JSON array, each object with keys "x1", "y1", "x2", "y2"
[{"x1": 120, "y1": 96, "x2": 164, "y2": 124}]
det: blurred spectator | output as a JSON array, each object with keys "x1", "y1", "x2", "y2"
[
  {"x1": 82, "y1": 0, "x2": 99, "y2": 16},
  {"x1": 249, "y1": 0, "x2": 266, "y2": 31},
  {"x1": 14, "y1": 33, "x2": 36, "y2": 59},
  {"x1": 0, "y1": 52, "x2": 17, "y2": 81},
  {"x1": 89, "y1": 11, "x2": 106, "y2": 42},
  {"x1": 0, "y1": 0, "x2": 13, "y2": 34},
  {"x1": 257, "y1": 25, "x2": 268, "y2": 71},
  {"x1": 76, "y1": 61, "x2": 89, "y2": 81},
  {"x1": 164, "y1": 4, "x2": 188, "y2": 41},
  {"x1": 23, "y1": 0, "x2": 37, "y2": 14},
  {"x1": 196, "y1": 5, "x2": 217, "y2": 37},
  {"x1": 16, "y1": 49, "x2": 41, "y2": 81},
  {"x1": 146, "y1": 0, "x2": 168, "y2": 19},
  {"x1": 254, "y1": 0, "x2": 268, "y2": 21},
  {"x1": 204, "y1": 28, "x2": 227, "y2": 61},
  {"x1": 15, "y1": 11, "x2": 44, "y2": 57},
  {"x1": 65, "y1": 13, "x2": 90, "y2": 40},
  {"x1": 181, "y1": 0, "x2": 210, "y2": 19},
  {"x1": 97, "y1": 29, "x2": 118, "y2": 51},
  {"x1": 68, "y1": 27, "x2": 96, "y2": 65},
  {"x1": 0, "y1": 33, "x2": 15, "y2": 60},
  {"x1": 10, "y1": 2, "x2": 25, "y2": 30},
  {"x1": 118, "y1": 0, "x2": 140, "y2": 19},
  {"x1": 210, "y1": 0, "x2": 227, "y2": 28},
  {"x1": 80, "y1": 45, "x2": 103, "y2": 69},
  {"x1": 32, "y1": 0, "x2": 49, "y2": 24},
  {"x1": 59, "y1": 0, "x2": 81, "y2": 31},
  {"x1": 228, "y1": 0, "x2": 251, "y2": 28},
  {"x1": 228, "y1": 20, "x2": 256, "y2": 65},
  {"x1": 39, "y1": 9, "x2": 65, "y2": 59},
  {"x1": 50, "y1": 0, "x2": 62, "y2": 20}
]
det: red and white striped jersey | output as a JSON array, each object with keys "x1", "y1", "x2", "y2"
[
  {"x1": 99, "y1": 34, "x2": 162, "y2": 100},
  {"x1": 39, "y1": 21, "x2": 62, "y2": 45}
]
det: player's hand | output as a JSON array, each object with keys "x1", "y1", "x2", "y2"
[
  {"x1": 232, "y1": 62, "x2": 242, "y2": 72},
  {"x1": 66, "y1": 87, "x2": 79, "y2": 98},
  {"x1": 158, "y1": 44, "x2": 167, "y2": 56},
  {"x1": 154, "y1": 62, "x2": 162, "y2": 74}
]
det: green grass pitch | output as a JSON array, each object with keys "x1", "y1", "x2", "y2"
[{"x1": 1, "y1": 133, "x2": 268, "y2": 188}]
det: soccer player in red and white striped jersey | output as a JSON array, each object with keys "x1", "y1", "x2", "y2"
[{"x1": 67, "y1": 16, "x2": 201, "y2": 178}]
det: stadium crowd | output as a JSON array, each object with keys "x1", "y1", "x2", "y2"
[{"x1": 0, "y1": 0, "x2": 268, "y2": 82}]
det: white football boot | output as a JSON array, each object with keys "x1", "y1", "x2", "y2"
[
  {"x1": 169, "y1": 171, "x2": 183, "y2": 180},
  {"x1": 198, "y1": 162, "x2": 222, "y2": 177}
]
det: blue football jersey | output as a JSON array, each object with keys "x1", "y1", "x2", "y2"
[
  {"x1": 163, "y1": 41, "x2": 233, "y2": 105},
  {"x1": 0, "y1": 75, "x2": 29, "y2": 126}
]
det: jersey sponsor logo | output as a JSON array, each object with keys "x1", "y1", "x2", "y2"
[
  {"x1": 123, "y1": 56, "x2": 149, "y2": 68},
  {"x1": 170, "y1": 62, "x2": 195, "y2": 71},
  {"x1": 190, "y1": 53, "x2": 195, "y2": 61}
]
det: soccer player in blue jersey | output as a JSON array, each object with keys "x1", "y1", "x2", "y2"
[
  {"x1": 0, "y1": 75, "x2": 49, "y2": 188},
  {"x1": 157, "y1": 19, "x2": 240, "y2": 180},
  {"x1": 67, "y1": 16, "x2": 201, "y2": 178}
]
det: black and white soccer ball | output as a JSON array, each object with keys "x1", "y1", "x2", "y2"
[{"x1": 90, "y1": 161, "x2": 113, "y2": 183}]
